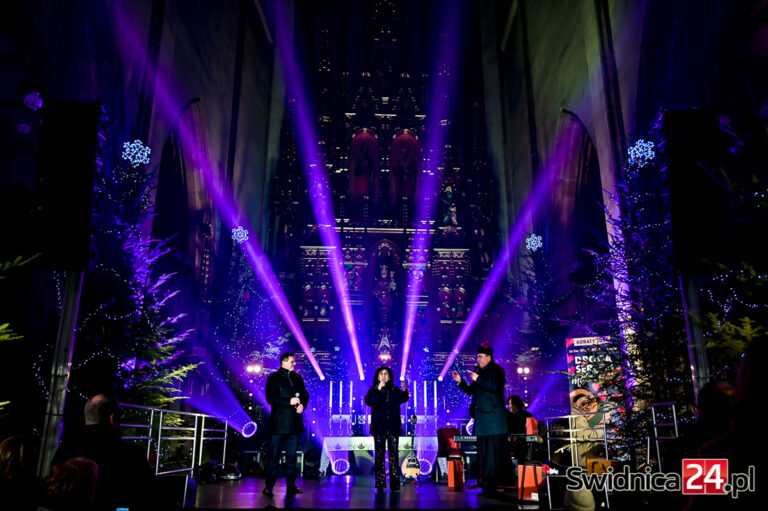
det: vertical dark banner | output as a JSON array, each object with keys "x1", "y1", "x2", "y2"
[{"x1": 32, "y1": 100, "x2": 100, "y2": 270}]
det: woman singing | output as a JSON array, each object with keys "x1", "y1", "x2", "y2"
[{"x1": 364, "y1": 366, "x2": 410, "y2": 493}]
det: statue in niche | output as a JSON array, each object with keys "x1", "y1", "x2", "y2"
[
  {"x1": 318, "y1": 283, "x2": 330, "y2": 317},
  {"x1": 439, "y1": 286, "x2": 452, "y2": 320},
  {"x1": 441, "y1": 184, "x2": 458, "y2": 226},
  {"x1": 474, "y1": 227, "x2": 491, "y2": 265},
  {"x1": 373, "y1": 264, "x2": 395, "y2": 311},
  {"x1": 454, "y1": 287, "x2": 467, "y2": 319},
  {"x1": 346, "y1": 264, "x2": 360, "y2": 292},
  {"x1": 302, "y1": 284, "x2": 315, "y2": 317}
]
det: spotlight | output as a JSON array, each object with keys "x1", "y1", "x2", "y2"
[
  {"x1": 246, "y1": 365, "x2": 254, "y2": 373},
  {"x1": 437, "y1": 376, "x2": 444, "y2": 382},
  {"x1": 331, "y1": 459, "x2": 350, "y2": 475},
  {"x1": 241, "y1": 421, "x2": 257, "y2": 438},
  {"x1": 378, "y1": 351, "x2": 392, "y2": 364},
  {"x1": 517, "y1": 367, "x2": 523, "y2": 374},
  {"x1": 24, "y1": 91, "x2": 43, "y2": 111},
  {"x1": 524, "y1": 367, "x2": 530, "y2": 374},
  {"x1": 253, "y1": 364, "x2": 262, "y2": 374}
]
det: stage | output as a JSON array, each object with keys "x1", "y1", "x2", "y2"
[{"x1": 195, "y1": 476, "x2": 538, "y2": 510}]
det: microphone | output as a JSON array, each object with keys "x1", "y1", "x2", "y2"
[
  {"x1": 294, "y1": 392, "x2": 301, "y2": 409},
  {"x1": 473, "y1": 365, "x2": 479, "y2": 373}
]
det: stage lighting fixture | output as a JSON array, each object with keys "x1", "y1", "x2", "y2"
[
  {"x1": 524, "y1": 367, "x2": 531, "y2": 374},
  {"x1": 246, "y1": 365, "x2": 255, "y2": 373},
  {"x1": 242, "y1": 421, "x2": 257, "y2": 438},
  {"x1": 331, "y1": 458, "x2": 350, "y2": 475},
  {"x1": 253, "y1": 364, "x2": 262, "y2": 373},
  {"x1": 24, "y1": 91, "x2": 43, "y2": 111},
  {"x1": 517, "y1": 367, "x2": 523, "y2": 374}
]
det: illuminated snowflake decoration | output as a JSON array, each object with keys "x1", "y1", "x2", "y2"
[
  {"x1": 334, "y1": 346, "x2": 340, "y2": 352},
  {"x1": 423, "y1": 347, "x2": 430, "y2": 353},
  {"x1": 121, "y1": 140, "x2": 151, "y2": 168},
  {"x1": 310, "y1": 347, "x2": 317, "y2": 353},
  {"x1": 525, "y1": 233, "x2": 543, "y2": 252},
  {"x1": 627, "y1": 139, "x2": 655, "y2": 168},
  {"x1": 231, "y1": 226, "x2": 249, "y2": 244}
]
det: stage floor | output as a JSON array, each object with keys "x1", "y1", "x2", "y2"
[{"x1": 195, "y1": 476, "x2": 539, "y2": 509}]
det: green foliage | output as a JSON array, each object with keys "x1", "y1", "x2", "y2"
[
  {"x1": 67, "y1": 117, "x2": 200, "y2": 407},
  {"x1": 0, "y1": 323, "x2": 23, "y2": 342},
  {"x1": 0, "y1": 254, "x2": 39, "y2": 279},
  {"x1": 704, "y1": 315, "x2": 761, "y2": 357},
  {"x1": 506, "y1": 247, "x2": 573, "y2": 367},
  {"x1": 698, "y1": 262, "x2": 768, "y2": 377},
  {"x1": 569, "y1": 123, "x2": 695, "y2": 464}
]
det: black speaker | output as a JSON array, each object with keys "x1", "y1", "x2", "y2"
[
  {"x1": 31, "y1": 100, "x2": 100, "y2": 270},
  {"x1": 664, "y1": 109, "x2": 729, "y2": 275}
]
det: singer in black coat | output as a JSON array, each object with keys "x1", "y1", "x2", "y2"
[
  {"x1": 453, "y1": 344, "x2": 507, "y2": 494},
  {"x1": 365, "y1": 366, "x2": 409, "y2": 491},
  {"x1": 265, "y1": 366, "x2": 310, "y2": 435},
  {"x1": 457, "y1": 361, "x2": 507, "y2": 436},
  {"x1": 264, "y1": 354, "x2": 311, "y2": 495}
]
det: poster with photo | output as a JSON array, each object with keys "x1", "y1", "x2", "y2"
[{"x1": 565, "y1": 336, "x2": 622, "y2": 428}]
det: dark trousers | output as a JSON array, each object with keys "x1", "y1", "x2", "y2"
[
  {"x1": 478, "y1": 434, "x2": 505, "y2": 491},
  {"x1": 373, "y1": 434, "x2": 401, "y2": 489},
  {"x1": 266, "y1": 434, "x2": 299, "y2": 488}
]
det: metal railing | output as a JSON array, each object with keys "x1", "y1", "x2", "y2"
[
  {"x1": 650, "y1": 402, "x2": 679, "y2": 472},
  {"x1": 120, "y1": 403, "x2": 228, "y2": 476},
  {"x1": 545, "y1": 411, "x2": 610, "y2": 467}
]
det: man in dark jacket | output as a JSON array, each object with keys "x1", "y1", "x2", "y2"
[
  {"x1": 364, "y1": 366, "x2": 409, "y2": 492},
  {"x1": 264, "y1": 352, "x2": 310, "y2": 496},
  {"x1": 507, "y1": 394, "x2": 534, "y2": 464},
  {"x1": 52, "y1": 394, "x2": 153, "y2": 511},
  {"x1": 452, "y1": 342, "x2": 507, "y2": 495}
]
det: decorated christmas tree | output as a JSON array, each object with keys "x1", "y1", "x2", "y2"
[{"x1": 60, "y1": 116, "x2": 199, "y2": 407}]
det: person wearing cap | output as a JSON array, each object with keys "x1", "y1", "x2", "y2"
[{"x1": 451, "y1": 342, "x2": 507, "y2": 495}]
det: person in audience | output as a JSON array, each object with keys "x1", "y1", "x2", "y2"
[
  {"x1": 1, "y1": 434, "x2": 42, "y2": 510},
  {"x1": 37, "y1": 457, "x2": 99, "y2": 511},
  {"x1": 53, "y1": 394, "x2": 153, "y2": 511},
  {"x1": 687, "y1": 342, "x2": 764, "y2": 510}
]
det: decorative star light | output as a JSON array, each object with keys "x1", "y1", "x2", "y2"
[
  {"x1": 627, "y1": 139, "x2": 655, "y2": 168},
  {"x1": 423, "y1": 347, "x2": 430, "y2": 353},
  {"x1": 231, "y1": 226, "x2": 249, "y2": 244},
  {"x1": 334, "y1": 346, "x2": 340, "y2": 352},
  {"x1": 525, "y1": 233, "x2": 543, "y2": 252},
  {"x1": 310, "y1": 347, "x2": 316, "y2": 353},
  {"x1": 121, "y1": 140, "x2": 151, "y2": 168}
]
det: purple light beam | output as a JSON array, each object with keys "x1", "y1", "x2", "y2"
[
  {"x1": 113, "y1": 2, "x2": 323, "y2": 379},
  {"x1": 400, "y1": 1, "x2": 463, "y2": 380},
  {"x1": 439, "y1": 133, "x2": 570, "y2": 379},
  {"x1": 273, "y1": 1, "x2": 365, "y2": 380}
]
